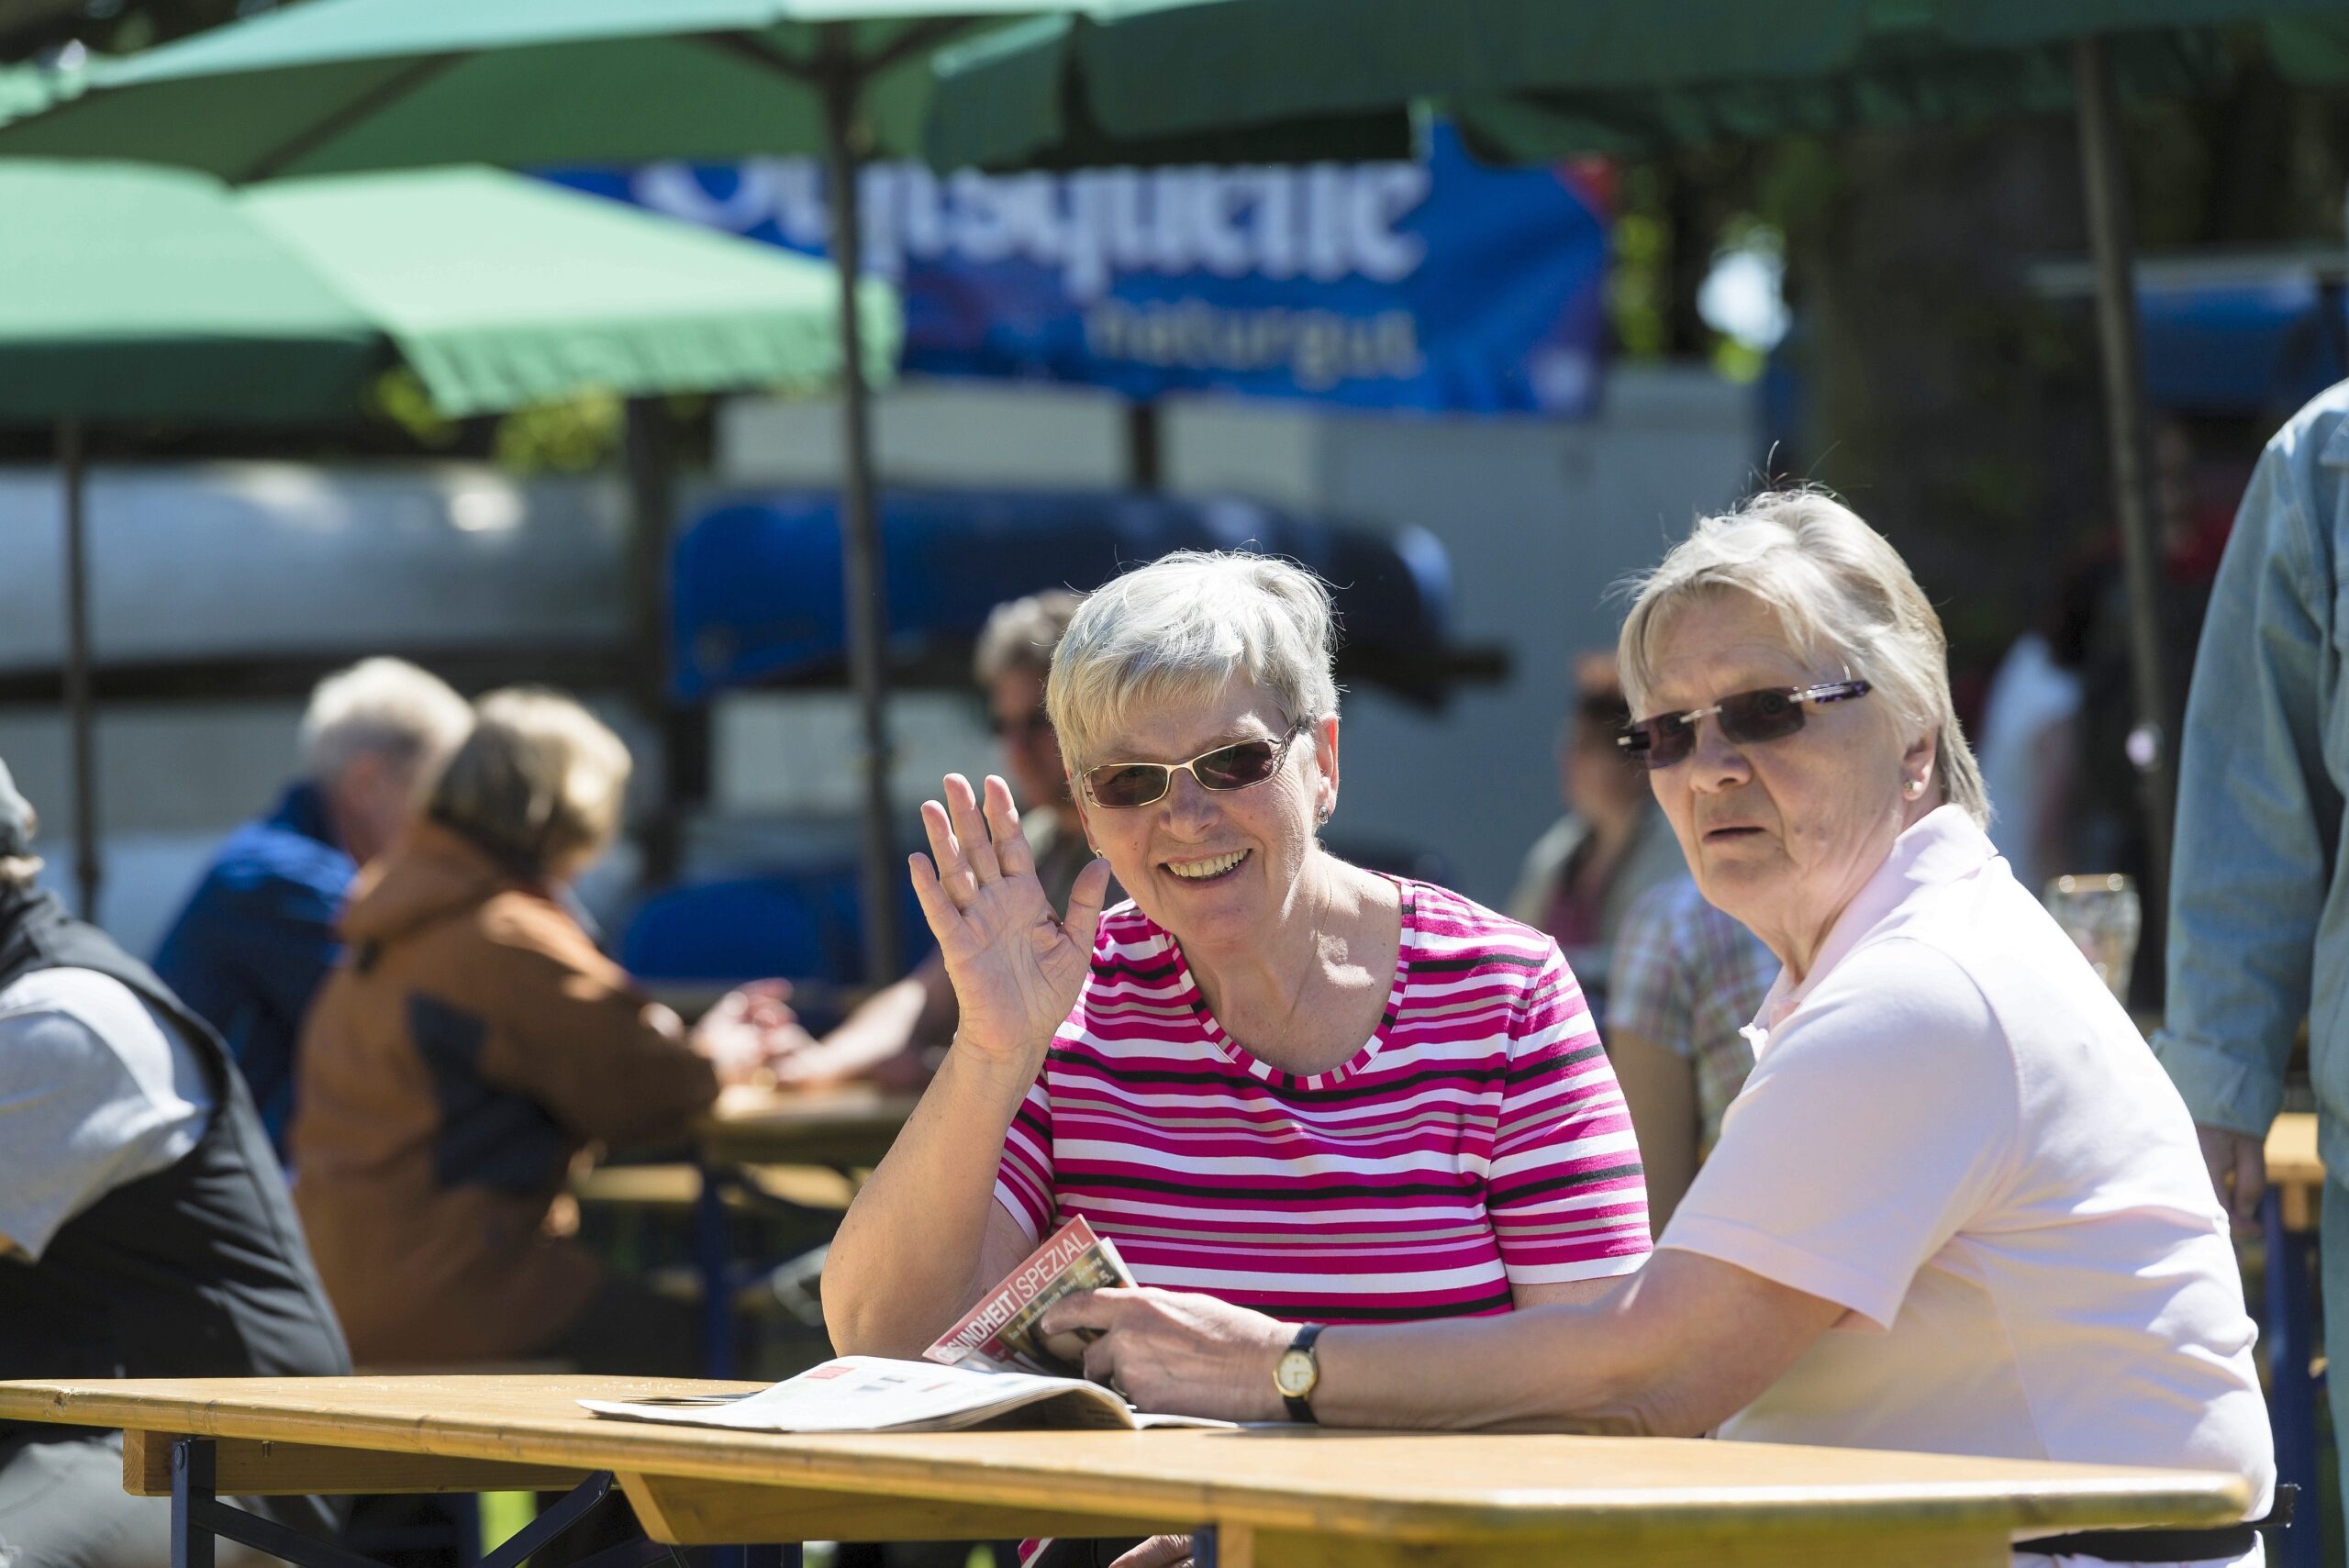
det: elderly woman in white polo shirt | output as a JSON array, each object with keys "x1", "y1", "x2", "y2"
[{"x1": 1049, "y1": 491, "x2": 2276, "y2": 1567}]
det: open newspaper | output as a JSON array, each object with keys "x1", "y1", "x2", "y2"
[
  {"x1": 581, "y1": 1218, "x2": 1230, "y2": 1433},
  {"x1": 579, "y1": 1354, "x2": 1226, "y2": 1433}
]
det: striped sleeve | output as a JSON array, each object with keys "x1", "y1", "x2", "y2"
[
  {"x1": 990, "y1": 1069, "x2": 1056, "y2": 1243},
  {"x1": 1486, "y1": 942, "x2": 1653, "y2": 1284}
]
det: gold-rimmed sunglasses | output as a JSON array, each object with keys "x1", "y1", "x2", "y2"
[{"x1": 1080, "y1": 722, "x2": 1309, "y2": 809}]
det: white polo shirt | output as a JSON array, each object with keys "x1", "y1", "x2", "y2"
[{"x1": 1661, "y1": 807, "x2": 2273, "y2": 1533}]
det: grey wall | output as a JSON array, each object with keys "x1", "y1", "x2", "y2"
[{"x1": 0, "y1": 463, "x2": 638, "y2": 953}]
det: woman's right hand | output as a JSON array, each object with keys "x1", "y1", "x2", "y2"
[{"x1": 909, "y1": 773, "x2": 1111, "y2": 1073}]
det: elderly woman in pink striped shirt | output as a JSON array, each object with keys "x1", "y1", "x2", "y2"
[{"x1": 827, "y1": 551, "x2": 1652, "y2": 1380}]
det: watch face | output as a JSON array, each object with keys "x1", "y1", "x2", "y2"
[{"x1": 1275, "y1": 1349, "x2": 1316, "y2": 1397}]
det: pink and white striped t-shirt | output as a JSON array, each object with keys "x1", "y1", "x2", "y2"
[{"x1": 992, "y1": 879, "x2": 1652, "y2": 1324}]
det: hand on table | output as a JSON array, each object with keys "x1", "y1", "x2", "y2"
[
  {"x1": 2197, "y1": 1122, "x2": 2267, "y2": 1234},
  {"x1": 1038, "y1": 1287, "x2": 1293, "y2": 1423},
  {"x1": 763, "y1": 1037, "x2": 937, "y2": 1092},
  {"x1": 691, "y1": 980, "x2": 819, "y2": 1087},
  {"x1": 910, "y1": 773, "x2": 1111, "y2": 1076}
]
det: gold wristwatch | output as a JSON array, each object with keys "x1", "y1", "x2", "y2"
[{"x1": 1274, "y1": 1323, "x2": 1325, "y2": 1423}]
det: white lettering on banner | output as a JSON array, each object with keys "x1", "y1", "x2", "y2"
[
  {"x1": 632, "y1": 161, "x2": 784, "y2": 234},
  {"x1": 627, "y1": 157, "x2": 1435, "y2": 305},
  {"x1": 1084, "y1": 301, "x2": 1425, "y2": 391}
]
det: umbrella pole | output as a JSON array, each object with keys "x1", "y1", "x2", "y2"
[
  {"x1": 59, "y1": 418, "x2": 99, "y2": 919},
  {"x1": 2073, "y1": 35, "x2": 2174, "y2": 906},
  {"x1": 822, "y1": 28, "x2": 901, "y2": 984}
]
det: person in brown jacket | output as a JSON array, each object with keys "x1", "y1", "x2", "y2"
[{"x1": 290, "y1": 687, "x2": 807, "y2": 1371}]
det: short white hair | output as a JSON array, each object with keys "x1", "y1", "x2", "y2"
[
  {"x1": 1617, "y1": 489, "x2": 1989, "y2": 826},
  {"x1": 298, "y1": 658, "x2": 471, "y2": 786},
  {"x1": 1047, "y1": 551, "x2": 1340, "y2": 769}
]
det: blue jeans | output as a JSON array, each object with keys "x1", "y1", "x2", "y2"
[{"x1": 2318, "y1": 1175, "x2": 2349, "y2": 1526}]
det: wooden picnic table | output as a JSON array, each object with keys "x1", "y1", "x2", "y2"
[
  {"x1": 573, "y1": 1162, "x2": 858, "y2": 1213},
  {"x1": 676, "y1": 1084, "x2": 919, "y2": 1375},
  {"x1": 0, "y1": 1374, "x2": 2253, "y2": 1568},
  {"x1": 695, "y1": 1083, "x2": 919, "y2": 1170}
]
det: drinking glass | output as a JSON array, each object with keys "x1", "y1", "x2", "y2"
[{"x1": 2043, "y1": 873, "x2": 2142, "y2": 1002}]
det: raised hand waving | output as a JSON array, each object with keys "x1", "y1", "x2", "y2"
[{"x1": 908, "y1": 773, "x2": 1111, "y2": 1075}]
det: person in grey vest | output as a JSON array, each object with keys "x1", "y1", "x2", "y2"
[{"x1": 0, "y1": 759, "x2": 351, "y2": 1568}]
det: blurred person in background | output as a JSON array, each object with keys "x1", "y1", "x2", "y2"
[
  {"x1": 2154, "y1": 379, "x2": 2349, "y2": 1518},
  {"x1": 290, "y1": 688, "x2": 808, "y2": 1373},
  {"x1": 1605, "y1": 874, "x2": 1773, "y2": 1233},
  {"x1": 1507, "y1": 651, "x2": 1688, "y2": 1026},
  {"x1": 789, "y1": 591, "x2": 1119, "y2": 1088},
  {"x1": 2076, "y1": 417, "x2": 2235, "y2": 1013},
  {"x1": 0, "y1": 759, "x2": 350, "y2": 1568},
  {"x1": 154, "y1": 657, "x2": 472, "y2": 1155},
  {"x1": 1975, "y1": 567, "x2": 2097, "y2": 893},
  {"x1": 1047, "y1": 498, "x2": 2272, "y2": 1568}
]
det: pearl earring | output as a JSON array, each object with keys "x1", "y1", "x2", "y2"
[{"x1": 1903, "y1": 777, "x2": 1925, "y2": 798}]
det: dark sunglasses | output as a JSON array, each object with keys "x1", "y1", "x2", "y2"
[
  {"x1": 1082, "y1": 723, "x2": 1308, "y2": 809},
  {"x1": 1618, "y1": 681, "x2": 1872, "y2": 770}
]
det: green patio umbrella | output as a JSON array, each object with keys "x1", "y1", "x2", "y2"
[
  {"x1": 0, "y1": 0, "x2": 1114, "y2": 982},
  {"x1": 0, "y1": 156, "x2": 898, "y2": 915},
  {"x1": 928, "y1": 0, "x2": 2349, "y2": 906}
]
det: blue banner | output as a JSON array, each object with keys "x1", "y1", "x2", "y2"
[{"x1": 547, "y1": 126, "x2": 1609, "y2": 416}]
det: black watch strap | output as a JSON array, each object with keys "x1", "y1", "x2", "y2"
[{"x1": 1282, "y1": 1322, "x2": 1325, "y2": 1423}]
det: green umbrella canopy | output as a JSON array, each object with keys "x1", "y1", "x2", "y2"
[
  {"x1": 0, "y1": 160, "x2": 381, "y2": 423},
  {"x1": 0, "y1": 0, "x2": 1054, "y2": 176},
  {"x1": 926, "y1": 0, "x2": 2349, "y2": 168},
  {"x1": 0, "y1": 159, "x2": 898, "y2": 425},
  {"x1": 246, "y1": 167, "x2": 900, "y2": 416}
]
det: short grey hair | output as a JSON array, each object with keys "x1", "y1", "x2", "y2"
[
  {"x1": 426, "y1": 687, "x2": 631, "y2": 878},
  {"x1": 974, "y1": 590, "x2": 1083, "y2": 687},
  {"x1": 1617, "y1": 489, "x2": 1989, "y2": 826},
  {"x1": 1047, "y1": 550, "x2": 1340, "y2": 769},
  {"x1": 299, "y1": 658, "x2": 472, "y2": 787}
]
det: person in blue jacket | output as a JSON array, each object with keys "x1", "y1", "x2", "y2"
[
  {"x1": 154, "y1": 658, "x2": 470, "y2": 1154},
  {"x1": 2153, "y1": 378, "x2": 2349, "y2": 1515}
]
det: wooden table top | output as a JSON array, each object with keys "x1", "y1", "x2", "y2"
[
  {"x1": 0, "y1": 1374, "x2": 2249, "y2": 1550},
  {"x1": 573, "y1": 1162, "x2": 857, "y2": 1211},
  {"x1": 2266, "y1": 1112, "x2": 2322, "y2": 1229},
  {"x1": 2268, "y1": 1112, "x2": 2321, "y2": 1187},
  {"x1": 695, "y1": 1084, "x2": 918, "y2": 1168}
]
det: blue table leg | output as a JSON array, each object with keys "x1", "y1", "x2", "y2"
[
  {"x1": 171, "y1": 1436, "x2": 215, "y2": 1568},
  {"x1": 696, "y1": 1159, "x2": 736, "y2": 1379},
  {"x1": 2263, "y1": 1187, "x2": 2324, "y2": 1568}
]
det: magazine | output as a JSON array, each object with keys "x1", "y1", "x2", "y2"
[
  {"x1": 580, "y1": 1354, "x2": 1228, "y2": 1434},
  {"x1": 922, "y1": 1216, "x2": 1135, "y2": 1376},
  {"x1": 580, "y1": 1216, "x2": 1230, "y2": 1433}
]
